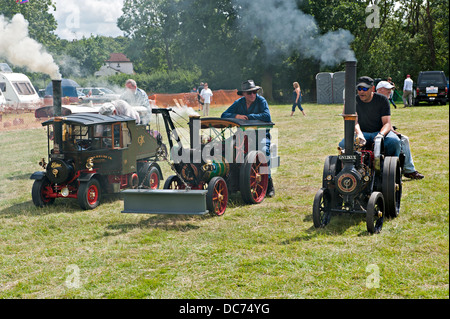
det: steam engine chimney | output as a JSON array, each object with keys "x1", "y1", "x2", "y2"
[
  {"x1": 343, "y1": 61, "x2": 357, "y2": 155},
  {"x1": 52, "y1": 79, "x2": 63, "y2": 153}
]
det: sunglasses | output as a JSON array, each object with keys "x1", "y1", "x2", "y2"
[
  {"x1": 357, "y1": 86, "x2": 370, "y2": 91},
  {"x1": 245, "y1": 91, "x2": 258, "y2": 95}
]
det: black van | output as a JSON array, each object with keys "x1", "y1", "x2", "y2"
[{"x1": 414, "y1": 71, "x2": 448, "y2": 105}]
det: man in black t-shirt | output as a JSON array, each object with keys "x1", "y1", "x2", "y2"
[{"x1": 339, "y1": 76, "x2": 401, "y2": 157}]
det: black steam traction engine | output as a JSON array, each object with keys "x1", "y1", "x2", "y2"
[
  {"x1": 30, "y1": 80, "x2": 165, "y2": 210},
  {"x1": 313, "y1": 62, "x2": 403, "y2": 234}
]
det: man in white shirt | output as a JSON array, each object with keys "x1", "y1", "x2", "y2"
[
  {"x1": 200, "y1": 82, "x2": 213, "y2": 116},
  {"x1": 402, "y1": 74, "x2": 414, "y2": 108},
  {"x1": 376, "y1": 81, "x2": 424, "y2": 180}
]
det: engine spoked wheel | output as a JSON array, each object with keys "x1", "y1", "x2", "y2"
[
  {"x1": 206, "y1": 176, "x2": 228, "y2": 216},
  {"x1": 240, "y1": 150, "x2": 269, "y2": 204},
  {"x1": 312, "y1": 188, "x2": 332, "y2": 228},
  {"x1": 163, "y1": 175, "x2": 185, "y2": 190},
  {"x1": 366, "y1": 191, "x2": 385, "y2": 234}
]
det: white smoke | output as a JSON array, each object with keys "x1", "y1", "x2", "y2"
[
  {"x1": 235, "y1": 0, "x2": 356, "y2": 66},
  {"x1": 0, "y1": 14, "x2": 61, "y2": 80}
]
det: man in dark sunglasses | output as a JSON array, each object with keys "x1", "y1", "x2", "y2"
[
  {"x1": 221, "y1": 80, "x2": 275, "y2": 197},
  {"x1": 340, "y1": 76, "x2": 401, "y2": 157}
]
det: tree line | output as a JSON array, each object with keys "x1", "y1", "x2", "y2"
[{"x1": 1, "y1": 0, "x2": 448, "y2": 102}]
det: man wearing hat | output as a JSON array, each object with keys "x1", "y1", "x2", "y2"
[
  {"x1": 376, "y1": 81, "x2": 424, "y2": 180},
  {"x1": 221, "y1": 80, "x2": 274, "y2": 197},
  {"x1": 402, "y1": 74, "x2": 414, "y2": 107},
  {"x1": 339, "y1": 76, "x2": 401, "y2": 157}
]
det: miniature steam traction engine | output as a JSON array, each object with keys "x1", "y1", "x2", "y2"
[
  {"x1": 313, "y1": 61, "x2": 403, "y2": 234},
  {"x1": 121, "y1": 112, "x2": 280, "y2": 216},
  {"x1": 30, "y1": 80, "x2": 164, "y2": 210}
]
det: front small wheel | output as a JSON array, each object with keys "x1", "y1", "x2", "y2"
[
  {"x1": 78, "y1": 178, "x2": 101, "y2": 210},
  {"x1": 366, "y1": 192, "x2": 385, "y2": 234},
  {"x1": 163, "y1": 175, "x2": 185, "y2": 190},
  {"x1": 32, "y1": 177, "x2": 55, "y2": 207},
  {"x1": 312, "y1": 188, "x2": 331, "y2": 228},
  {"x1": 206, "y1": 177, "x2": 228, "y2": 216}
]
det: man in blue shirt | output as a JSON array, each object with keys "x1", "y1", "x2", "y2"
[{"x1": 221, "y1": 80, "x2": 275, "y2": 197}]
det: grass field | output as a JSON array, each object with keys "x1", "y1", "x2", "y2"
[{"x1": 0, "y1": 103, "x2": 448, "y2": 299}]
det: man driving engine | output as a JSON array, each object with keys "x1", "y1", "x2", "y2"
[{"x1": 340, "y1": 76, "x2": 401, "y2": 157}]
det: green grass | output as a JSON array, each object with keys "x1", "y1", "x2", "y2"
[{"x1": 0, "y1": 103, "x2": 448, "y2": 298}]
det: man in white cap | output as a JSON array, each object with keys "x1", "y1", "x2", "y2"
[
  {"x1": 377, "y1": 80, "x2": 397, "y2": 108},
  {"x1": 376, "y1": 81, "x2": 424, "y2": 180}
]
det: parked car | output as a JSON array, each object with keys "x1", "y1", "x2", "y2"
[
  {"x1": 76, "y1": 88, "x2": 86, "y2": 101},
  {"x1": 79, "y1": 87, "x2": 120, "y2": 103},
  {"x1": 414, "y1": 71, "x2": 448, "y2": 105}
]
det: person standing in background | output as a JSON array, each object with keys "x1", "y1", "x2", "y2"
[
  {"x1": 290, "y1": 81, "x2": 306, "y2": 116},
  {"x1": 197, "y1": 82, "x2": 204, "y2": 112},
  {"x1": 402, "y1": 74, "x2": 414, "y2": 108},
  {"x1": 200, "y1": 83, "x2": 213, "y2": 116},
  {"x1": 387, "y1": 76, "x2": 397, "y2": 109}
]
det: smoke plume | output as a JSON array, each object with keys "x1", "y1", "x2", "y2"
[
  {"x1": 235, "y1": 0, "x2": 356, "y2": 66},
  {"x1": 0, "y1": 14, "x2": 61, "y2": 79}
]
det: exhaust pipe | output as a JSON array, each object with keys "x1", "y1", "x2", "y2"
[
  {"x1": 52, "y1": 79, "x2": 63, "y2": 153},
  {"x1": 343, "y1": 61, "x2": 357, "y2": 155}
]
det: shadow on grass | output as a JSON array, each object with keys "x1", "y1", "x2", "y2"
[
  {"x1": 278, "y1": 213, "x2": 370, "y2": 241},
  {"x1": 0, "y1": 194, "x2": 123, "y2": 218},
  {"x1": 104, "y1": 193, "x2": 250, "y2": 236},
  {"x1": 0, "y1": 199, "x2": 81, "y2": 218},
  {"x1": 106, "y1": 215, "x2": 202, "y2": 235},
  {"x1": 6, "y1": 173, "x2": 33, "y2": 181}
]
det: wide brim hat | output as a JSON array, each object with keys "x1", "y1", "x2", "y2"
[{"x1": 237, "y1": 80, "x2": 262, "y2": 95}]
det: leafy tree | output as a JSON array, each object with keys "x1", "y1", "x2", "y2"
[{"x1": 0, "y1": 0, "x2": 58, "y2": 49}]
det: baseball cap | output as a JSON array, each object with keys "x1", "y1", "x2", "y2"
[
  {"x1": 99, "y1": 103, "x2": 116, "y2": 115},
  {"x1": 376, "y1": 81, "x2": 394, "y2": 90},
  {"x1": 357, "y1": 76, "x2": 374, "y2": 88}
]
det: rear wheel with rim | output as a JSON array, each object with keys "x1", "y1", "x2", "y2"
[{"x1": 382, "y1": 157, "x2": 402, "y2": 218}]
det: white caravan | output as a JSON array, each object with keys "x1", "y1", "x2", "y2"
[{"x1": 0, "y1": 70, "x2": 41, "y2": 111}]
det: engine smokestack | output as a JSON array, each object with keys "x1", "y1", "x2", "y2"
[
  {"x1": 52, "y1": 79, "x2": 62, "y2": 116},
  {"x1": 52, "y1": 79, "x2": 63, "y2": 153},
  {"x1": 343, "y1": 61, "x2": 357, "y2": 155}
]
